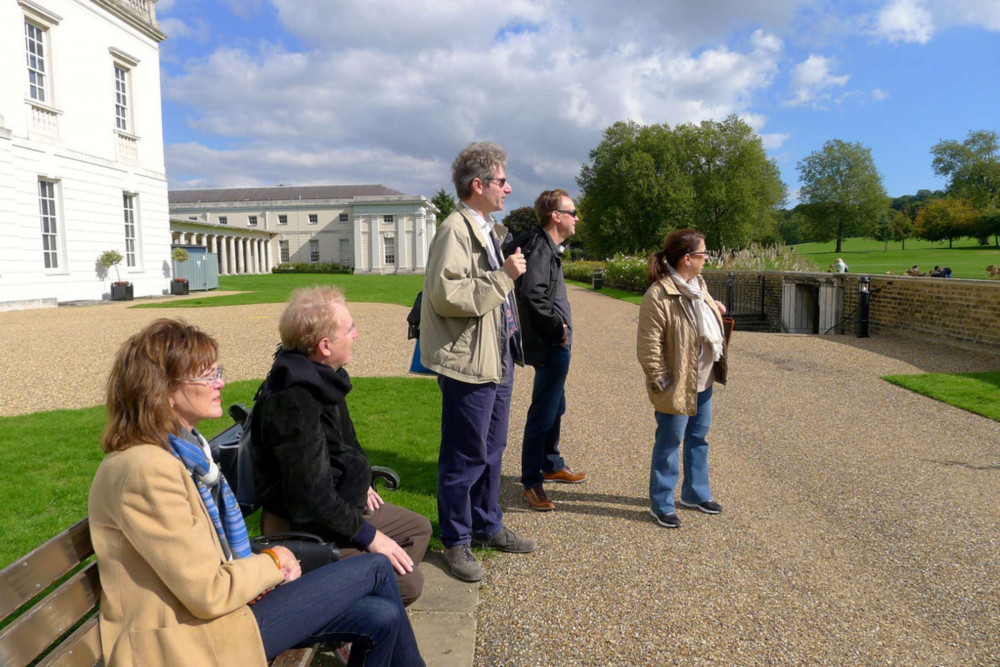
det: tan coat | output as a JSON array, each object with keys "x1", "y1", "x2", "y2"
[
  {"x1": 636, "y1": 276, "x2": 728, "y2": 415},
  {"x1": 420, "y1": 207, "x2": 518, "y2": 384},
  {"x1": 88, "y1": 444, "x2": 284, "y2": 667}
]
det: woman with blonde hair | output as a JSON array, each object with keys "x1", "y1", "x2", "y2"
[
  {"x1": 89, "y1": 318, "x2": 423, "y2": 666},
  {"x1": 636, "y1": 230, "x2": 728, "y2": 529}
]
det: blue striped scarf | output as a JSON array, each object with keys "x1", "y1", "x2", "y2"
[{"x1": 168, "y1": 432, "x2": 251, "y2": 559}]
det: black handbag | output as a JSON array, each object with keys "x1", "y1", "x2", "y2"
[{"x1": 251, "y1": 532, "x2": 340, "y2": 574}]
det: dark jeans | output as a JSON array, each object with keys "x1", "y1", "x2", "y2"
[
  {"x1": 436, "y1": 350, "x2": 514, "y2": 548},
  {"x1": 521, "y1": 344, "x2": 570, "y2": 489},
  {"x1": 251, "y1": 553, "x2": 424, "y2": 667}
]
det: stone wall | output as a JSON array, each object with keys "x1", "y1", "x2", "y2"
[{"x1": 703, "y1": 270, "x2": 1000, "y2": 351}]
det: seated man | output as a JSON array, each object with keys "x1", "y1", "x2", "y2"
[{"x1": 251, "y1": 285, "x2": 431, "y2": 606}]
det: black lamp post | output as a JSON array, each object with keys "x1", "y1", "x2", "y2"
[{"x1": 855, "y1": 276, "x2": 871, "y2": 338}]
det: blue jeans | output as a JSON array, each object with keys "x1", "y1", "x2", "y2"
[
  {"x1": 650, "y1": 387, "x2": 713, "y2": 515},
  {"x1": 521, "y1": 344, "x2": 569, "y2": 489},
  {"x1": 251, "y1": 553, "x2": 424, "y2": 666},
  {"x1": 436, "y1": 348, "x2": 513, "y2": 548}
]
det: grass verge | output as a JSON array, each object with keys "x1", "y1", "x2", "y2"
[
  {"x1": 0, "y1": 376, "x2": 443, "y2": 567},
  {"x1": 794, "y1": 237, "x2": 1000, "y2": 279},
  {"x1": 133, "y1": 274, "x2": 426, "y2": 309},
  {"x1": 566, "y1": 279, "x2": 643, "y2": 305},
  {"x1": 883, "y1": 371, "x2": 1000, "y2": 422}
]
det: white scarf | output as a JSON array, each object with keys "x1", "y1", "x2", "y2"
[{"x1": 666, "y1": 264, "x2": 724, "y2": 362}]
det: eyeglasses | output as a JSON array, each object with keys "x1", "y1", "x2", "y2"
[
  {"x1": 483, "y1": 177, "x2": 507, "y2": 188},
  {"x1": 687, "y1": 251, "x2": 710, "y2": 258},
  {"x1": 556, "y1": 209, "x2": 578, "y2": 218},
  {"x1": 180, "y1": 366, "x2": 224, "y2": 385}
]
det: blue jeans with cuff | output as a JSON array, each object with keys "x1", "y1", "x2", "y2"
[
  {"x1": 649, "y1": 386, "x2": 713, "y2": 516},
  {"x1": 521, "y1": 344, "x2": 570, "y2": 489}
]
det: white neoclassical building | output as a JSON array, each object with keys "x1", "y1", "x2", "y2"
[
  {"x1": 0, "y1": 0, "x2": 171, "y2": 310},
  {"x1": 168, "y1": 185, "x2": 438, "y2": 275}
]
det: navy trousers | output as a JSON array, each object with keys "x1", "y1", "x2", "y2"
[{"x1": 436, "y1": 351, "x2": 514, "y2": 548}]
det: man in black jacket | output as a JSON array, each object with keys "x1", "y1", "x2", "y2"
[
  {"x1": 251, "y1": 285, "x2": 431, "y2": 605},
  {"x1": 505, "y1": 189, "x2": 589, "y2": 512}
]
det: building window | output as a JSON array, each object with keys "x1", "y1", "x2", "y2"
[
  {"x1": 278, "y1": 214, "x2": 288, "y2": 225},
  {"x1": 123, "y1": 193, "x2": 137, "y2": 267},
  {"x1": 248, "y1": 215, "x2": 258, "y2": 226},
  {"x1": 114, "y1": 65, "x2": 130, "y2": 132},
  {"x1": 383, "y1": 214, "x2": 394, "y2": 223},
  {"x1": 308, "y1": 214, "x2": 318, "y2": 224},
  {"x1": 25, "y1": 20, "x2": 49, "y2": 103},
  {"x1": 279, "y1": 240, "x2": 289, "y2": 263},
  {"x1": 384, "y1": 236, "x2": 395, "y2": 264},
  {"x1": 218, "y1": 216, "x2": 228, "y2": 225},
  {"x1": 339, "y1": 238, "x2": 350, "y2": 264},
  {"x1": 339, "y1": 213, "x2": 349, "y2": 223},
  {"x1": 309, "y1": 239, "x2": 320, "y2": 263},
  {"x1": 38, "y1": 179, "x2": 59, "y2": 269}
]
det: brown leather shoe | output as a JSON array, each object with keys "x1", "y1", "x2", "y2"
[
  {"x1": 524, "y1": 486, "x2": 555, "y2": 511},
  {"x1": 542, "y1": 466, "x2": 588, "y2": 484}
]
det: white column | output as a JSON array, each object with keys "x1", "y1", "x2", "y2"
[
  {"x1": 242, "y1": 238, "x2": 250, "y2": 274},
  {"x1": 352, "y1": 212, "x2": 363, "y2": 272},
  {"x1": 232, "y1": 237, "x2": 240, "y2": 274},
  {"x1": 396, "y1": 215, "x2": 406, "y2": 271},
  {"x1": 370, "y1": 216, "x2": 381, "y2": 273},
  {"x1": 218, "y1": 236, "x2": 227, "y2": 275},
  {"x1": 264, "y1": 239, "x2": 272, "y2": 272},
  {"x1": 415, "y1": 208, "x2": 428, "y2": 270}
]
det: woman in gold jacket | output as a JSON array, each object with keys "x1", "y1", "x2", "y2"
[
  {"x1": 89, "y1": 318, "x2": 423, "y2": 667},
  {"x1": 636, "y1": 230, "x2": 728, "y2": 530}
]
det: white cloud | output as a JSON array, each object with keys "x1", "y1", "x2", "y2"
[
  {"x1": 873, "y1": 88, "x2": 889, "y2": 101},
  {"x1": 760, "y1": 132, "x2": 791, "y2": 150},
  {"x1": 161, "y1": 5, "x2": 787, "y2": 205},
  {"x1": 158, "y1": 16, "x2": 210, "y2": 42},
  {"x1": 876, "y1": 0, "x2": 934, "y2": 43},
  {"x1": 784, "y1": 54, "x2": 849, "y2": 108}
]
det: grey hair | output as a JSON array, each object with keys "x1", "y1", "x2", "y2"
[{"x1": 452, "y1": 142, "x2": 506, "y2": 200}]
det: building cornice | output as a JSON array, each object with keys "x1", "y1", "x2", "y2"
[{"x1": 91, "y1": 0, "x2": 167, "y2": 43}]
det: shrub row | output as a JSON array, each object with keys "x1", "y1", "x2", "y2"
[{"x1": 272, "y1": 262, "x2": 354, "y2": 274}]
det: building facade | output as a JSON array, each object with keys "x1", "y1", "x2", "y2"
[
  {"x1": 0, "y1": 0, "x2": 170, "y2": 310},
  {"x1": 168, "y1": 185, "x2": 438, "y2": 275}
]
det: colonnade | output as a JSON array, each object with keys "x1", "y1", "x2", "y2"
[{"x1": 171, "y1": 231, "x2": 272, "y2": 276}]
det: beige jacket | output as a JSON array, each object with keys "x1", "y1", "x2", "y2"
[
  {"x1": 88, "y1": 444, "x2": 284, "y2": 667},
  {"x1": 420, "y1": 207, "x2": 519, "y2": 384},
  {"x1": 636, "y1": 276, "x2": 728, "y2": 415}
]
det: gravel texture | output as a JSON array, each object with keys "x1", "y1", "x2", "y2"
[{"x1": 3, "y1": 288, "x2": 999, "y2": 666}]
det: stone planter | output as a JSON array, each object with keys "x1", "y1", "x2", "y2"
[
  {"x1": 170, "y1": 279, "x2": 189, "y2": 295},
  {"x1": 111, "y1": 282, "x2": 133, "y2": 301}
]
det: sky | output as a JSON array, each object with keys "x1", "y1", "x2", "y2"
[{"x1": 156, "y1": 0, "x2": 1000, "y2": 212}]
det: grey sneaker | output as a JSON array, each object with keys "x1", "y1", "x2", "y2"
[
  {"x1": 443, "y1": 544, "x2": 484, "y2": 582},
  {"x1": 472, "y1": 526, "x2": 537, "y2": 553}
]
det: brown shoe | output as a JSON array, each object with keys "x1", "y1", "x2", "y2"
[
  {"x1": 524, "y1": 486, "x2": 555, "y2": 511},
  {"x1": 543, "y1": 467, "x2": 588, "y2": 484}
]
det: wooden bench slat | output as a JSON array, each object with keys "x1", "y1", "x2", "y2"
[
  {"x1": 0, "y1": 563, "x2": 101, "y2": 667},
  {"x1": 0, "y1": 518, "x2": 93, "y2": 620},
  {"x1": 35, "y1": 615, "x2": 103, "y2": 667},
  {"x1": 270, "y1": 645, "x2": 318, "y2": 667}
]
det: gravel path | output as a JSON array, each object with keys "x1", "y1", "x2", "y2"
[
  {"x1": 3, "y1": 288, "x2": 999, "y2": 666},
  {"x1": 477, "y1": 285, "x2": 1000, "y2": 667}
]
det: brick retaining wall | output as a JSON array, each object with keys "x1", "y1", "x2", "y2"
[{"x1": 703, "y1": 270, "x2": 1000, "y2": 350}]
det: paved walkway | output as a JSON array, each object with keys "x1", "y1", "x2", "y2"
[{"x1": 3, "y1": 287, "x2": 999, "y2": 666}]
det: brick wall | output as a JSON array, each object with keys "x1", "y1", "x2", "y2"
[{"x1": 703, "y1": 270, "x2": 1000, "y2": 350}]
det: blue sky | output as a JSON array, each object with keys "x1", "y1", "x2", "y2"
[{"x1": 155, "y1": 0, "x2": 1000, "y2": 211}]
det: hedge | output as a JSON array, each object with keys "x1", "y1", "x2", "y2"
[{"x1": 272, "y1": 262, "x2": 354, "y2": 274}]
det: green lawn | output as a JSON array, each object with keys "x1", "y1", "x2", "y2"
[
  {"x1": 0, "y1": 376, "x2": 442, "y2": 568},
  {"x1": 793, "y1": 237, "x2": 1000, "y2": 279},
  {"x1": 566, "y1": 279, "x2": 644, "y2": 305},
  {"x1": 134, "y1": 273, "x2": 426, "y2": 309},
  {"x1": 883, "y1": 372, "x2": 1000, "y2": 422}
]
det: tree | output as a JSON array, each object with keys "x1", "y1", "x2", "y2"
[
  {"x1": 868, "y1": 209, "x2": 895, "y2": 251},
  {"x1": 576, "y1": 117, "x2": 785, "y2": 257},
  {"x1": 502, "y1": 206, "x2": 539, "y2": 237},
  {"x1": 890, "y1": 209, "x2": 914, "y2": 250},
  {"x1": 931, "y1": 130, "x2": 1000, "y2": 244},
  {"x1": 915, "y1": 197, "x2": 977, "y2": 248},
  {"x1": 797, "y1": 139, "x2": 889, "y2": 253},
  {"x1": 431, "y1": 187, "x2": 456, "y2": 221},
  {"x1": 674, "y1": 115, "x2": 786, "y2": 250}
]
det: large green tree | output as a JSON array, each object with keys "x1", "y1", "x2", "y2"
[
  {"x1": 576, "y1": 117, "x2": 785, "y2": 258},
  {"x1": 501, "y1": 206, "x2": 539, "y2": 237},
  {"x1": 431, "y1": 187, "x2": 456, "y2": 222},
  {"x1": 931, "y1": 130, "x2": 1000, "y2": 244},
  {"x1": 915, "y1": 197, "x2": 977, "y2": 248},
  {"x1": 796, "y1": 139, "x2": 889, "y2": 253},
  {"x1": 674, "y1": 115, "x2": 786, "y2": 250}
]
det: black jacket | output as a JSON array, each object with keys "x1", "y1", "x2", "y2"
[
  {"x1": 504, "y1": 226, "x2": 572, "y2": 366},
  {"x1": 250, "y1": 349, "x2": 376, "y2": 548}
]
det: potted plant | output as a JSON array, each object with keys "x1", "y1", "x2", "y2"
[
  {"x1": 171, "y1": 247, "x2": 190, "y2": 295},
  {"x1": 98, "y1": 249, "x2": 133, "y2": 301}
]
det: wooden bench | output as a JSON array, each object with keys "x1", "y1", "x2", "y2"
[{"x1": 0, "y1": 518, "x2": 319, "y2": 667}]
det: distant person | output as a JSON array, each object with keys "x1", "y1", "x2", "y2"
[
  {"x1": 636, "y1": 230, "x2": 728, "y2": 529},
  {"x1": 831, "y1": 258, "x2": 848, "y2": 273},
  {"x1": 420, "y1": 141, "x2": 536, "y2": 582},
  {"x1": 904, "y1": 265, "x2": 920, "y2": 276},
  {"x1": 251, "y1": 286, "x2": 432, "y2": 606},
  {"x1": 504, "y1": 188, "x2": 588, "y2": 513},
  {"x1": 930, "y1": 265, "x2": 952, "y2": 278}
]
